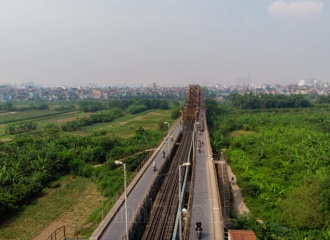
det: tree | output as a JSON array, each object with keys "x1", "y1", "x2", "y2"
[
  {"x1": 128, "y1": 104, "x2": 148, "y2": 114},
  {"x1": 315, "y1": 95, "x2": 330, "y2": 104},
  {"x1": 320, "y1": 176, "x2": 330, "y2": 227},
  {"x1": 171, "y1": 109, "x2": 180, "y2": 119},
  {"x1": 279, "y1": 176, "x2": 324, "y2": 229},
  {"x1": 159, "y1": 100, "x2": 169, "y2": 110},
  {"x1": 43, "y1": 123, "x2": 61, "y2": 138},
  {"x1": 1, "y1": 102, "x2": 14, "y2": 111}
]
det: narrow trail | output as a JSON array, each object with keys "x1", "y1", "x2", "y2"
[{"x1": 227, "y1": 165, "x2": 250, "y2": 216}]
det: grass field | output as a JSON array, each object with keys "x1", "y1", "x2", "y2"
[
  {"x1": 0, "y1": 110, "x2": 87, "y2": 140},
  {"x1": 0, "y1": 109, "x2": 172, "y2": 140},
  {"x1": 63, "y1": 109, "x2": 171, "y2": 138}
]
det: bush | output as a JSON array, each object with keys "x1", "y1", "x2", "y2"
[
  {"x1": 241, "y1": 181, "x2": 260, "y2": 198},
  {"x1": 128, "y1": 104, "x2": 148, "y2": 114},
  {"x1": 125, "y1": 152, "x2": 149, "y2": 172},
  {"x1": 48, "y1": 181, "x2": 61, "y2": 189},
  {"x1": 171, "y1": 109, "x2": 180, "y2": 119}
]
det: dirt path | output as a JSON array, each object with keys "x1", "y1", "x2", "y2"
[{"x1": 227, "y1": 165, "x2": 250, "y2": 216}]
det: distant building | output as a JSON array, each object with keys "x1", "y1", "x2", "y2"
[
  {"x1": 92, "y1": 89, "x2": 102, "y2": 99},
  {"x1": 307, "y1": 79, "x2": 315, "y2": 86},
  {"x1": 20, "y1": 81, "x2": 35, "y2": 88},
  {"x1": 298, "y1": 79, "x2": 306, "y2": 86}
]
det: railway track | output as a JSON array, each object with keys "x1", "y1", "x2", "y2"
[{"x1": 141, "y1": 118, "x2": 195, "y2": 240}]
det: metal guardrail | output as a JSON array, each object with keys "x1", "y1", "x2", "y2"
[{"x1": 46, "y1": 226, "x2": 66, "y2": 240}]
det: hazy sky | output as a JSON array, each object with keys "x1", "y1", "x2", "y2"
[{"x1": 1, "y1": 0, "x2": 329, "y2": 87}]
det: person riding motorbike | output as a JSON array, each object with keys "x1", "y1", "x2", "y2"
[
  {"x1": 195, "y1": 220, "x2": 202, "y2": 237},
  {"x1": 170, "y1": 135, "x2": 173, "y2": 141},
  {"x1": 162, "y1": 150, "x2": 165, "y2": 158},
  {"x1": 152, "y1": 160, "x2": 156, "y2": 171},
  {"x1": 195, "y1": 220, "x2": 202, "y2": 230}
]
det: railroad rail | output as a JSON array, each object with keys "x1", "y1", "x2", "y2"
[{"x1": 141, "y1": 118, "x2": 195, "y2": 240}]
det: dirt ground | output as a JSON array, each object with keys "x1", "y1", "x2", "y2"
[
  {"x1": 32, "y1": 181, "x2": 106, "y2": 240},
  {"x1": 227, "y1": 165, "x2": 250, "y2": 216},
  {"x1": 55, "y1": 116, "x2": 78, "y2": 123},
  {"x1": 0, "y1": 138, "x2": 12, "y2": 142}
]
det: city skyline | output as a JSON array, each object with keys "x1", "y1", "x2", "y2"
[{"x1": 1, "y1": 0, "x2": 329, "y2": 87}]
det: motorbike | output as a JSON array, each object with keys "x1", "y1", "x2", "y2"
[
  {"x1": 162, "y1": 151, "x2": 165, "y2": 158},
  {"x1": 196, "y1": 229, "x2": 201, "y2": 238},
  {"x1": 195, "y1": 223, "x2": 202, "y2": 238},
  {"x1": 153, "y1": 161, "x2": 156, "y2": 171}
]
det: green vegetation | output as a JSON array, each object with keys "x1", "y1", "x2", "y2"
[
  {"x1": 5, "y1": 121, "x2": 38, "y2": 134},
  {"x1": 315, "y1": 95, "x2": 330, "y2": 104},
  {"x1": 61, "y1": 108, "x2": 122, "y2": 132},
  {"x1": 206, "y1": 97, "x2": 330, "y2": 239},
  {"x1": 229, "y1": 93, "x2": 312, "y2": 109},
  {"x1": 0, "y1": 98, "x2": 179, "y2": 238},
  {"x1": 0, "y1": 102, "x2": 49, "y2": 112},
  {"x1": 79, "y1": 100, "x2": 104, "y2": 112},
  {"x1": 0, "y1": 125, "x2": 164, "y2": 219}
]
